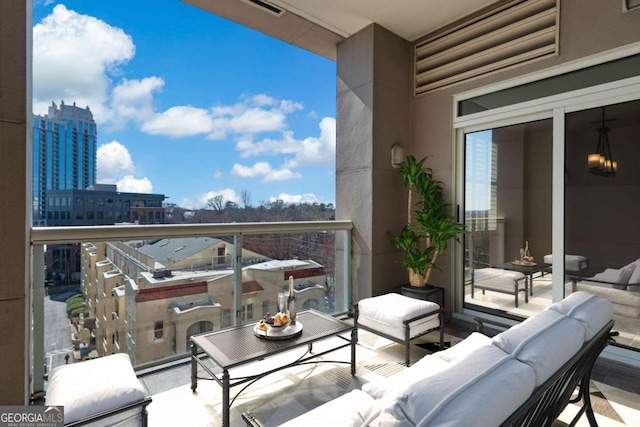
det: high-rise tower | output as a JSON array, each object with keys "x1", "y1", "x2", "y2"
[{"x1": 33, "y1": 100, "x2": 97, "y2": 225}]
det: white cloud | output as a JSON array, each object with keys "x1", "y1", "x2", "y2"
[
  {"x1": 263, "y1": 169, "x2": 301, "y2": 182},
  {"x1": 269, "y1": 193, "x2": 321, "y2": 204},
  {"x1": 230, "y1": 162, "x2": 301, "y2": 182},
  {"x1": 284, "y1": 117, "x2": 336, "y2": 168},
  {"x1": 142, "y1": 106, "x2": 216, "y2": 137},
  {"x1": 236, "y1": 117, "x2": 336, "y2": 168},
  {"x1": 109, "y1": 77, "x2": 165, "y2": 128},
  {"x1": 32, "y1": 5, "x2": 136, "y2": 120},
  {"x1": 117, "y1": 175, "x2": 153, "y2": 193},
  {"x1": 230, "y1": 162, "x2": 272, "y2": 178},
  {"x1": 97, "y1": 140, "x2": 134, "y2": 182},
  {"x1": 97, "y1": 140, "x2": 153, "y2": 193}
]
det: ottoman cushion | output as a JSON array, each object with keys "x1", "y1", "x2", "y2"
[
  {"x1": 358, "y1": 293, "x2": 440, "y2": 341},
  {"x1": 46, "y1": 353, "x2": 149, "y2": 425}
]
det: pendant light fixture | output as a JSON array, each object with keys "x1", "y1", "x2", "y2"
[{"x1": 587, "y1": 107, "x2": 617, "y2": 177}]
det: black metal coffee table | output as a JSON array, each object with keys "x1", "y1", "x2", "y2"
[
  {"x1": 190, "y1": 309, "x2": 356, "y2": 427},
  {"x1": 494, "y1": 261, "x2": 552, "y2": 296}
]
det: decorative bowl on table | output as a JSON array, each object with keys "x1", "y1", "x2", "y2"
[
  {"x1": 512, "y1": 256, "x2": 536, "y2": 266},
  {"x1": 257, "y1": 312, "x2": 291, "y2": 332}
]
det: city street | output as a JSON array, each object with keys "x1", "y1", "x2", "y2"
[{"x1": 44, "y1": 294, "x2": 73, "y2": 379}]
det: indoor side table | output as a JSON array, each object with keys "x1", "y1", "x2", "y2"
[{"x1": 190, "y1": 309, "x2": 356, "y2": 427}]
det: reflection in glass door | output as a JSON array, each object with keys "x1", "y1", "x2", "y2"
[
  {"x1": 564, "y1": 100, "x2": 640, "y2": 351},
  {"x1": 463, "y1": 119, "x2": 553, "y2": 318}
]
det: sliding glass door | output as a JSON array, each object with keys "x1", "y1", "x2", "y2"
[
  {"x1": 565, "y1": 100, "x2": 640, "y2": 350},
  {"x1": 463, "y1": 119, "x2": 553, "y2": 318}
]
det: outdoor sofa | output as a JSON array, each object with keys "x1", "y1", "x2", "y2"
[
  {"x1": 243, "y1": 291, "x2": 615, "y2": 426},
  {"x1": 571, "y1": 257, "x2": 640, "y2": 320}
]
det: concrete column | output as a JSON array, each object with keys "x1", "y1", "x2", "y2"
[
  {"x1": 0, "y1": 0, "x2": 32, "y2": 404},
  {"x1": 336, "y1": 24, "x2": 411, "y2": 301}
]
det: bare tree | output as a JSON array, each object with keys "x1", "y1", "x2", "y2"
[
  {"x1": 207, "y1": 195, "x2": 224, "y2": 215},
  {"x1": 241, "y1": 189, "x2": 252, "y2": 208}
]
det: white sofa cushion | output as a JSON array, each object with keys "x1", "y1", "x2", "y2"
[
  {"x1": 574, "y1": 282, "x2": 640, "y2": 317},
  {"x1": 492, "y1": 310, "x2": 585, "y2": 386},
  {"x1": 369, "y1": 345, "x2": 536, "y2": 427},
  {"x1": 473, "y1": 268, "x2": 525, "y2": 292},
  {"x1": 434, "y1": 332, "x2": 492, "y2": 364},
  {"x1": 279, "y1": 389, "x2": 375, "y2": 427},
  {"x1": 362, "y1": 354, "x2": 450, "y2": 400},
  {"x1": 544, "y1": 254, "x2": 588, "y2": 272},
  {"x1": 46, "y1": 353, "x2": 148, "y2": 424},
  {"x1": 362, "y1": 333, "x2": 492, "y2": 400},
  {"x1": 545, "y1": 291, "x2": 612, "y2": 341},
  {"x1": 591, "y1": 268, "x2": 631, "y2": 287},
  {"x1": 358, "y1": 293, "x2": 440, "y2": 341},
  {"x1": 628, "y1": 259, "x2": 640, "y2": 284}
]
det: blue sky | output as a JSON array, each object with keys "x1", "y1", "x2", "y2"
[{"x1": 32, "y1": 1, "x2": 336, "y2": 209}]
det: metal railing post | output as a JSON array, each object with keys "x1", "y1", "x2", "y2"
[
  {"x1": 233, "y1": 234, "x2": 243, "y2": 327},
  {"x1": 32, "y1": 244, "x2": 45, "y2": 396}
]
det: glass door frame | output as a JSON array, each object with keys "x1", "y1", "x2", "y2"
[{"x1": 451, "y1": 63, "x2": 640, "y2": 366}]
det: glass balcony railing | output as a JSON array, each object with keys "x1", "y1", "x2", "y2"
[{"x1": 31, "y1": 220, "x2": 352, "y2": 391}]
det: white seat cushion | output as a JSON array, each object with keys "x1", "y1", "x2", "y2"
[
  {"x1": 473, "y1": 268, "x2": 525, "y2": 292},
  {"x1": 434, "y1": 332, "x2": 492, "y2": 364},
  {"x1": 545, "y1": 291, "x2": 612, "y2": 340},
  {"x1": 369, "y1": 345, "x2": 536, "y2": 426},
  {"x1": 358, "y1": 293, "x2": 440, "y2": 341},
  {"x1": 544, "y1": 254, "x2": 588, "y2": 272},
  {"x1": 362, "y1": 354, "x2": 450, "y2": 399},
  {"x1": 278, "y1": 389, "x2": 375, "y2": 427},
  {"x1": 492, "y1": 310, "x2": 585, "y2": 386},
  {"x1": 46, "y1": 353, "x2": 149, "y2": 424}
]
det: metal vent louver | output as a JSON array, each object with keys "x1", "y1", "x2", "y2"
[
  {"x1": 241, "y1": 0, "x2": 284, "y2": 17},
  {"x1": 415, "y1": 0, "x2": 558, "y2": 95}
]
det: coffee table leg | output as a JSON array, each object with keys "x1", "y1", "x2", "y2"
[
  {"x1": 191, "y1": 342, "x2": 197, "y2": 392},
  {"x1": 351, "y1": 328, "x2": 356, "y2": 376},
  {"x1": 223, "y1": 369, "x2": 230, "y2": 427}
]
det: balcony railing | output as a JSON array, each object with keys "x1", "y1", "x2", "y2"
[{"x1": 31, "y1": 220, "x2": 353, "y2": 392}]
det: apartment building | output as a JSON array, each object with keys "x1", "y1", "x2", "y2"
[
  {"x1": 33, "y1": 101, "x2": 97, "y2": 225},
  {"x1": 81, "y1": 240, "x2": 327, "y2": 365}
]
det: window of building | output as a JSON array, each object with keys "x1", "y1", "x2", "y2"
[
  {"x1": 221, "y1": 309, "x2": 231, "y2": 328},
  {"x1": 154, "y1": 321, "x2": 164, "y2": 341},
  {"x1": 262, "y1": 300, "x2": 270, "y2": 316},
  {"x1": 241, "y1": 303, "x2": 254, "y2": 321}
]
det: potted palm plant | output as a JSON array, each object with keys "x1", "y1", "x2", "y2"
[{"x1": 392, "y1": 155, "x2": 466, "y2": 287}]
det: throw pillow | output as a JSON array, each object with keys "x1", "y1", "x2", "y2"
[{"x1": 629, "y1": 260, "x2": 640, "y2": 284}]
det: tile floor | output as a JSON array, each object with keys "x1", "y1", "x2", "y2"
[{"x1": 140, "y1": 324, "x2": 640, "y2": 426}]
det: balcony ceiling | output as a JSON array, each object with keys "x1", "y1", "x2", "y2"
[
  {"x1": 182, "y1": 0, "x2": 503, "y2": 59},
  {"x1": 270, "y1": 0, "x2": 502, "y2": 40}
]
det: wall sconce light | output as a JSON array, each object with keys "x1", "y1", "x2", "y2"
[
  {"x1": 587, "y1": 107, "x2": 617, "y2": 177},
  {"x1": 391, "y1": 143, "x2": 404, "y2": 168}
]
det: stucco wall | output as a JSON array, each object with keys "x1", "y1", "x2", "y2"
[
  {"x1": 336, "y1": 24, "x2": 411, "y2": 299},
  {"x1": 406, "y1": 0, "x2": 640, "y2": 297},
  {"x1": 0, "y1": 0, "x2": 31, "y2": 404}
]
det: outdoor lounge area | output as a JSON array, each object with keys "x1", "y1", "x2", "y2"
[
  {"x1": 5, "y1": 0, "x2": 640, "y2": 416},
  {"x1": 133, "y1": 300, "x2": 640, "y2": 426}
]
